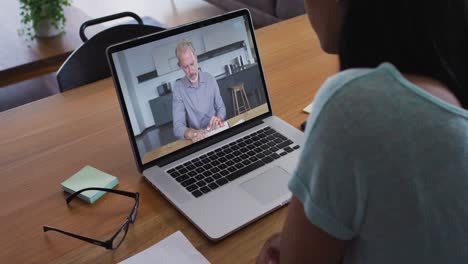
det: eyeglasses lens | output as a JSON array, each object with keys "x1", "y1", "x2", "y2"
[
  {"x1": 131, "y1": 201, "x2": 139, "y2": 222},
  {"x1": 112, "y1": 224, "x2": 129, "y2": 249}
]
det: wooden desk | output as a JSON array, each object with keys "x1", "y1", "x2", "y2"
[
  {"x1": 0, "y1": 15, "x2": 337, "y2": 263},
  {"x1": 0, "y1": 0, "x2": 224, "y2": 87}
]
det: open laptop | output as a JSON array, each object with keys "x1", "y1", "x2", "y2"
[{"x1": 107, "y1": 9, "x2": 304, "y2": 240}]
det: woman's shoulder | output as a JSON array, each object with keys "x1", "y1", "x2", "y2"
[
  {"x1": 311, "y1": 63, "x2": 398, "y2": 118},
  {"x1": 317, "y1": 63, "x2": 398, "y2": 102},
  {"x1": 304, "y1": 63, "x2": 424, "y2": 142},
  {"x1": 315, "y1": 63, "x2": 468, "y2": 119}
]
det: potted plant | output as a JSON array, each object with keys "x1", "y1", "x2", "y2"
[{"x1": 19, "y1": 0, "x2": 72, "y2": 40}]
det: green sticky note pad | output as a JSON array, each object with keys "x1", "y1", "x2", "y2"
[{"x1": 61, "y1": 165, "x2": 119, "y2": 203}]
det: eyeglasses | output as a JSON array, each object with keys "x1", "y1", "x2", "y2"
[{"x1": 43, "y1": 188, "x2": 139, "y2": 250}]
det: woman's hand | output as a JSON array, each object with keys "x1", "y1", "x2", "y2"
[{"x1": 257, "y1": 233, "x2": 281, "y2": 264}]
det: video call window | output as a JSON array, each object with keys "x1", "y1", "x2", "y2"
[{"x1": 112, "y1": 16, "x2": 268, "y2": 164}]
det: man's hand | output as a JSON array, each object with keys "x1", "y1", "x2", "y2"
[
  {"x1": 184, "y1": 128, "x2": 206, "y2": 143},
  {"x1": 256, "y1": 233, "x2": 281, "y2": 264},
  {"x1": 207, "y1": 115, "x2": 224, "y2": 131}
]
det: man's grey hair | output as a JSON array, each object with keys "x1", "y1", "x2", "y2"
[{"x1": 175, "y1": 39, "x2": 196, "y2": 59}]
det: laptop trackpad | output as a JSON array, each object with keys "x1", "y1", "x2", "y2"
[{"x1": 240, "y1": 166, "x2": 291, "y2": 205}]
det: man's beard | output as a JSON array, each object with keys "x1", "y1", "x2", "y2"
[{"x1": 189, "y1": 73, "x2": 198, "y2": 83}]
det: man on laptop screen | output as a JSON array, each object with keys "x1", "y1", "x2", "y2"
[{"x1": 172, "y1": 39, "x2": 226, "y2": 143}]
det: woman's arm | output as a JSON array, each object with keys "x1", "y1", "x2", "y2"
[{"x1": 257, "y1": 196, "x2": 346, "y2": 264}]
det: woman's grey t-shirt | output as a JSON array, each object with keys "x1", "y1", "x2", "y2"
[{"x1": 289, "y1": 63, "x2": 468, "y2": 263}]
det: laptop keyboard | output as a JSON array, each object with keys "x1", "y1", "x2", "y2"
[{"x1": 166, "y1": 126, "x2": 300, "y2": 198}]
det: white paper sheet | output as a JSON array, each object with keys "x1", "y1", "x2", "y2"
[
  {"x1": 119, "y1": 231, "x2": 210, "y2": 264},
  {"x1": 302, "y1": 102, "x2": 313, "y2": 114},
  {"x1": 205, "y1": 121, "x2": 230, "y2": 137}
]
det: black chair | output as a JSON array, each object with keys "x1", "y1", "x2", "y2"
[{"x1": 56, "y1": 12, "x2": 165, "y2": 92}]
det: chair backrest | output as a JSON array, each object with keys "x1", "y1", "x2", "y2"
[{"x1": 57, "y1": 12, "x2": 164, "y2": 92}]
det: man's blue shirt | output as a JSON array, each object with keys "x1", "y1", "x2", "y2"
[{"x1": 172, "y1": 71, "x2": 226, "y2": 139}]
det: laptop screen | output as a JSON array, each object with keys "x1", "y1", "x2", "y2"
[{"x1": 109, "y1": 11, "x2": 270, "y2": 166}]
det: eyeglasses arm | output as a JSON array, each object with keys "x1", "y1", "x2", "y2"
[
  {"x1": 66, "y1": 188, "x2": 139, "y2": 204},
  {"x1": 43, "y1": 225, "x2": 111, "y2": 249}
]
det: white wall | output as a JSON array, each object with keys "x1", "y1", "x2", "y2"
[
  {"x1": 115, "y1": 17, "x2": 256, "y2": 136},
  {"x1": 112, "y1": 53, "x2": 143, "y2": 133}
]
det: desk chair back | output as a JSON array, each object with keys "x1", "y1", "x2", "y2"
[{"x1": 56, "y1": 12, "x2": 164, "y2": 92}]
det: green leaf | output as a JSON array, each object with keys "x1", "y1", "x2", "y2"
[{"x1": 17, "y1": 0, "x2": 72, "y2": 41}]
